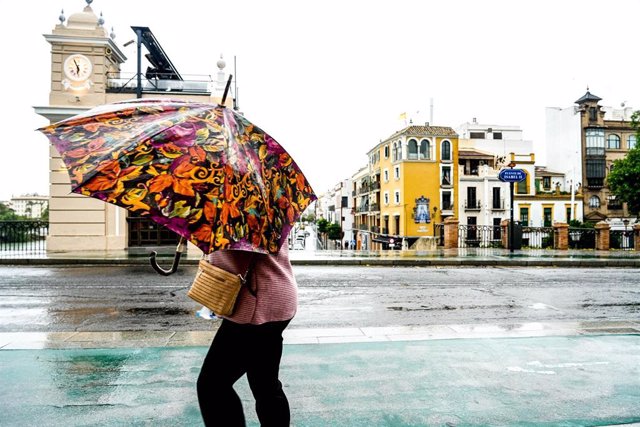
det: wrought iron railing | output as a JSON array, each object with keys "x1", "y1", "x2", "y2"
[
  {"x1": 521, "y1": 226, "x2": 554, "y2": 248},
  {"x1": 0, "y1": 220, "x2": 48, "y2": 253},
  {"x1": 610, "y1": 230, "x2": 635, "y2": 250},
  {"x1": 458, "y1": 224, "x2": 503, "y2": 248},
  {"x1": 568, "y1": 227, "x2": 597, "y2": 249}
]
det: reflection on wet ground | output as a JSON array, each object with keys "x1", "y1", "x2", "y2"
[{"x1": 2, "y1": 334, "x2": 640, "y2": 426}]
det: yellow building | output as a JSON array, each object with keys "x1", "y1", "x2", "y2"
[{"x1": 360, "y1": 125, "x2": 458, "y2": 249}]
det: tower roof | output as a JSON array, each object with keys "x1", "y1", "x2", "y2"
[{"x1": 575, "y1": 90, "x2": 602, "y2": 105}]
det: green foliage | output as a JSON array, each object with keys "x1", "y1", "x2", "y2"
[
  {"x1": 0, "y1": 202, "x2": 20, "y2": 220},
  {"x1": 607, "y1": 116, "x2": 640, "y2": 216},
  {"x1": 317, "y1": 218, "x2": 330, "y2": 234},
  {"x1": 327, "y1": 222, "x2": 343, "y2": 241},
  {"x1": 568, "y1": 219, "x2": 594, "y2": 228}
]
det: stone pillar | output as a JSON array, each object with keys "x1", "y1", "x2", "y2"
[
  {"x1": 443, "y1": 217, "x2": 459, "y2": 249},
  {"x1": 595, "y1": 221, "x2": 610, "y2": 251},
  {"x1": 634, "y1": 224, "x2": 640, "y2": 251},
  {"x1": 553, "y1": 222, "x2": 569, "y2": 250},
  {"x1": 500, "y1": 219, "x2": 509, "y2": 248}
]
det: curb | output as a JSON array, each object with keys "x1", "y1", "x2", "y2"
[{"x1": 1, "y1": 257, "x2": 639, "y2": 268}]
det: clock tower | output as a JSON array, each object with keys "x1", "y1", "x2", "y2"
[{"x1": 36, "y1": 0, "x2": 128, "y2": 251}]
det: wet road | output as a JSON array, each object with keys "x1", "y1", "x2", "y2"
[{"x1": 0, "y1": 265, "x2": 638, "y2": 332}]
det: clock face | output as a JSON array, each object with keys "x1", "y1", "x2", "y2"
[{"x1": 63, "y1": 54, "x2": 93, "y2": 82}]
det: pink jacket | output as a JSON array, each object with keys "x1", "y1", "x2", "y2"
[{"x1": 206, "y1": 246, "x2": 297, "y2": 325}]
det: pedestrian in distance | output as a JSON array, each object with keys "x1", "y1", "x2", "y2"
[{"x1": 197, "y1": 246, "x2": 297, "y2": 426}]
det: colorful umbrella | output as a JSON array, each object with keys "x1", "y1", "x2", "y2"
[{"x1": 39, "y1": 94, "x2": 316, "y2": 273}]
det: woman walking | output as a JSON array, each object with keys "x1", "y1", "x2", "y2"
[{"x1": 197, "y1": 245, "x2": 297, "y2": 426}]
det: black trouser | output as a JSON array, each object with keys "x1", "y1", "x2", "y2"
[{"x1": 197, "y1": 319, "x2": 291, "y2": 427}]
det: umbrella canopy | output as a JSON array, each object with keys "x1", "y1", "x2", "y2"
[{"x1": 39, "y1": 98, "x2": 317, "y2": 255}]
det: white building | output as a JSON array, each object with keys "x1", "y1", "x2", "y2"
[{"x1": 7, "y1": 194, "x2": 49, "y2": 219}]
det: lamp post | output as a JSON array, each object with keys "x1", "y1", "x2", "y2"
[
  {"x1": 432, "y1": 206, "x2": 438, "y2": 236},
  {"x1": 623, "y1": 218, "x2": 630, "y2": 248}
]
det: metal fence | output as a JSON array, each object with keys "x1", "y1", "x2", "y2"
[
  {"x1": 521, "y1": 226, "x2": 554, "y2": 249},
  {"x1": 0, "y1": 220, "x2": 48, "y2": 254},
  {"x1": 458, "y1": 225, "x2": 503, "y2": 248},
  {"x1": 610, "y1": 230, "x2": 635, "y2": 250},
  {"x1": 568, "y1": 227, "x2": 597, "y2": 249}
]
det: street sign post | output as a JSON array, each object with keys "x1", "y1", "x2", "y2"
[{"x1": 499, "y1": 168, "x2": 527, "y2": 253}]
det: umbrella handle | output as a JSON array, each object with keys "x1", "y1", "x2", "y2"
[
  {"x1": 149, "y1": 238, "x2": 187, "y2": 276},
  {"x1": 221, "y1": 74, "x2": 233, "y2": 106}
]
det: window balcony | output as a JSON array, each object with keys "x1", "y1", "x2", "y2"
[
  {"x1": 491, "y1": 199, "x2": 506, "y2": 211},
  {"x1": 464, "y1": 199, "x2": 482, "y2": 211}
]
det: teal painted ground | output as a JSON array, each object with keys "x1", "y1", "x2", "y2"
[{"x1": 1, "y1": 335, "x2": 640, "y2": 426}]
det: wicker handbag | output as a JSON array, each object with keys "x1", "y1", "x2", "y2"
[{"x1": 188, "y1": 259, "x2": 253, "y2": 316}]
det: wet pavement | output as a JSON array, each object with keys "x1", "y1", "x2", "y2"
[
  {"x1": 1, "y1": 324, "x2": 640, "y2": 426},
  {"x1": 1, "y1": 249, "x2": 640, "y2": 426}
]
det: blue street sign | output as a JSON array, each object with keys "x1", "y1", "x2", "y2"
[{"x1": 499, "y1": 168, "x2": 527, "y2": 183}]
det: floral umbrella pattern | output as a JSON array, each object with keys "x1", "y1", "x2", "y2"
[{"x1": 40, "y1": 99, "x2": 317, "y2": 254}]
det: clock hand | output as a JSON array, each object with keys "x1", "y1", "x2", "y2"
[{"x1": 74, "y1": 59, "x2": 80, "y2": 74}]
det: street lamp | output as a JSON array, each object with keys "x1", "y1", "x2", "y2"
[{"x1": 623, "y1": 219, "x2": 630, "y2": 248}]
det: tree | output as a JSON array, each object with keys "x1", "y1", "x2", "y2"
[
  {"x1": 607, "y1": 110, "x2": 640, "y2": 217},
  {"x1": 327, "y1": 222, "x2": 343, "y2": 248},
  {"x1": 316, "y1": 218, "x2": 329, "y2": 249},
  {"x1": 0, "y1": 202, "x2": 20, "y2": 220}
]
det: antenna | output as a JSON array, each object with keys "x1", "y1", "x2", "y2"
[{"x1": 234, "y1": 56, "x2": 239, "y2": 110}]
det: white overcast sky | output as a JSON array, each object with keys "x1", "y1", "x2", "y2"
[{"x1": 1, "y1": 0, "x2": 639, "y2": 201}]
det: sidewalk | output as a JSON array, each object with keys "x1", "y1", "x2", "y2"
[{"x1": 1, "y1": 321, "x2": 640, "y2": 426}]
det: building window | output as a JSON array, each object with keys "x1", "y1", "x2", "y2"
[
  {"x1": 566, "y1": 206, "x2": 572, "y2": 222},
  {"x1": 441, "y1": 166, "x2": 452, "y2": 186},
  {"x1": 441, "y1": 140, "x2": 451, "y2": 161},
  {"x1": 589, "y1": 195, "x2": 600, "y2": 208},
  {"x1": 470, "y1": 132, "x2": 485, "y2": 139},
  {"x1": 420, "y1": 139, "x2": 431, "y2": 160},
  {"x1": 520, "y1": 207, "x2": 529, "y2": 226},
  {"x1": 543, "y1": 207, "x2": 553, "y2": 227},
  {"x1": 493, "y1": 132, "x2": 503, "y2": 140},
  {"x1": 384, "y1": 145, "x2": 389, "y2": 158},
  {"x1": 542, "y1": 176, "x2": 551, "y2": 190},
  {"x1": 589, "y1": 107, "x2": 598, "y2": 121},
  {"x1": 394, "y1": 191, "x2": 400, "y2": 204},
  {"x1": 394, "y1": 166, "x2": 400, "y2": 180},
  {"x1": 384, "y1": 169, "x2": 389, "y2": 182},
  {"x1": 586, "y1": 128, "x2": 605, "y2": 156},
  {"x1": 492, "y1": 187, "x2": 501, "y2": 209},
  {"x1": 628, "y1": 135, "x2": 637, "y2": 150},
  {"x1": 397, "y1": 141, "x2": 402, "y2": 161},
  {"x1": 607, "y1": 134, "x2": 621, "y2": 149},
  {"x1": 442, "y1": 191, "x2": 452, "y2": 210},
  {"x1": 466, "y1": 187, "x2": 477, "y2": 208},
  {"x1": 384, "y1": 192, "x2": 389, "y2": 205},
  {"x1": 516, "y1": 171, "x2": 528, "y2": 194},
  {"x1": 408, "y1": 139, "x2": 418, "y2": 160}
]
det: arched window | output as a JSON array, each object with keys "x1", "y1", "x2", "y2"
[
  {"x1": 391, "y1": 143, "x2": 397, "y2": 161},
  {"x1": 628, "y1": 135, "x2": 637, "y2": 150},
  {"x1": 396, "y1": 141, "x2": 403, "y2": 161},
  {"x1": 407, "y1": 139, "x2": 418, "y2": 160},
  {"x1": 589, "y1": 195, "x2": 601, "y2": 208},
  {"x1": 420, "y1": 139, "x2": 430, "y2": 160},
  {"x1": 607, "y1": 134, "x2": 620, "y2": 149},
  {"x1": 441, "y1": 140, "x2": 451, "y2": 161}
]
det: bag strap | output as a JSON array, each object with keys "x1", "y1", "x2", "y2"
[{"x1": 238, "y1": 254, "x2": 257, "y2": 296}]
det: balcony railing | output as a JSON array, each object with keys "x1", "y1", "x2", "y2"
[
  {"x1": 491, "y1": 199, "x2": 506, "y2": 210},
  {"x1": 0, "y1": 220, "x2": 48, "y2": 254},
  {"x1": 464, "y1": 199, "x2": 482, "y2": 211},
  {"x1": 106, "y1": 72, "x2": 212, "y2": 95},
  {"x1": 370, "y1": 203, "x2": 380, "y2": 212}
]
